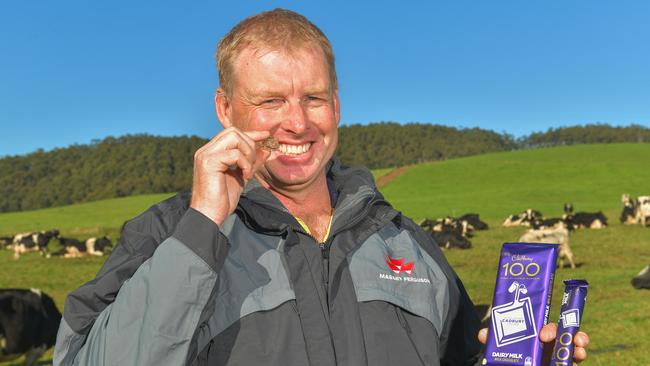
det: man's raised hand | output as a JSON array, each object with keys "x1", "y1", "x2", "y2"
[{"x1": 190, "y1": 127, "x2": 271, "y2": 227}]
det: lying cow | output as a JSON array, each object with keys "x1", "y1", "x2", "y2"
[
  {"x1": 458, "y1": 213, "x2": 489, "y2": 231},
  {"x1": 0, "y1": 289, "x2": 61, "y2": 366},
  {"x1": 518, "y1": 227, "x2": 576, "y2": 269},
  {"x1": 502, "y1": 209, "x2": 543, "y2": 227},
  {"x1": 631, "y1": 265, "x2": 650, "y2": 289},
  {"x1": 419, "y1": 218, "x2": 472, "y2": 249},
  {"x1": 430, "y1": 230, "x2": 472, "y2": 250},
  {"x1": 57, "y1": 236, "x2": 113, "y2": 258},
  {"x1": 571, "y1": 211, "x2": 607, "y2": 229},
  {"x1": 420, "y1": 217, "x2": 472, "y2": 238},
  {"x1": 11, "y1": 230, "x2": 59, "y2": 259},
  {"x1": 564, "y1": 203, "x2": 608, "y2": 229}
]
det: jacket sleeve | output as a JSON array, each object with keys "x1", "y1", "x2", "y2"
[
  {"x1": 54, "y1": 208, "x2": 228, "y2": 366},
  {"x1": 400, "y1": 216, "x2": 482, "y2": 366}
]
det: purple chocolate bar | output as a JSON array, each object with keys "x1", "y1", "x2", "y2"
[
  {"x1": 550, "y1": 280, "x2": 588, "y2": 366},
  {"x1": 484, "y1": 243, "x2": 559, "y2": 366}
]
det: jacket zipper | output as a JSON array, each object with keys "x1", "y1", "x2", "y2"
[
  {"x1": 246, "y1": 195, "x2": 391, "y2": 308},
  {"x1": 315, "y1": 197, "x2": 389, "y2": 307},
  {"x1": 320, "y1": 241, "x2": 330, "y2": 304}
]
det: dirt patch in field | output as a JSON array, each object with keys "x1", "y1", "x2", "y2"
[{"x1": 376, "y1": 166, "x2": 413, "y2": 188}]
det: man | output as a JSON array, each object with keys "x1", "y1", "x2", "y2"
[{"x1": 54, "y1": 9, "x2": 588, "y2": 366}]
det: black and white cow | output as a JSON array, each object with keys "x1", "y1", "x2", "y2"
[
  {"x1": 571, "y1": 211, "x2": 608, "y2": 229},
  {"x1": 458, "y1": 213, "x2": 489, "y2": 231},
  {"x1": 631, "y1": 265, "x2": 650, "y2": 290},
  {"x1": 502, "y1": 209, "x2": 543, "y2": 227},
  {"x1": 430, "y1": 230, "x2": 472, "y2": 250},
  {"x1": 419, "y1": 218, "x2": 472, "y2": 249},
  {"x1": 620, "y1": 194, "x2": 637, "y2": 224},
  {"x1": 564, "y1": 203, "x2": 608, "y2": 229},
  {"x1": 420, "y1": 217, "x2": 471, "y2": 237},
  {"x1": 622, "y1": 195, "x2": 650, "y2": 226},
  {"x1": 57, "y1": 236, "x2": 113, "y2": 258},
  {"x1": 11, "y1": 230, "x2": 59, "y2": 259},
  {"x1": 0, "y1": 289, "x2": 61, "y2": 366}
]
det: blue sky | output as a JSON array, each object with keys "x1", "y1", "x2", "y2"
[{"x1": 1, "y1": 1, "x2": 649, "y2": 157}]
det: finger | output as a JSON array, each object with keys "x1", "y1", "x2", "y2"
[
  {"x1": 200, "y1": 127, "x2": 255, "y2": 153},
  {"x1": 196, "y1": 148, "x2": 253, "y2": 180},
  {"x1": 242, "y1": 129, "x2": 271, "y2": 142},
  {"x1": 222, "y1": 128, "x2": 274, "y2": 161},
  {"x1": 204, "y1": 129, "x2": 257, "y2": 165},
  {"x1": 252, "y1": 147, "x2": 272, "y2": 169},
  {"x1": 229, "y1": 128, "x2": 270, "y2": 149},
  {"x1": 573, "y1": 346, "x2": 587, "y2": 363},
  {"x1": 574, "y1": 331, "x2": 589, "y2": 348},
  {"x1": 540, "y1": 323, "x2": 557, "y2": 343},
  {"x1": 218, "y1": 149, "x2": 254, "y2": 179},
  {"x1": 477, "y1": 328, "x2": 488, "y2": 344}
]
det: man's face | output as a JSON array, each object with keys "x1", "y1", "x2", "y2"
[{"x1": 218, "y1": 45, "x2": 340, "y2": 193}]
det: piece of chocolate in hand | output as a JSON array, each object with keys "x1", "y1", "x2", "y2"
[{"x1": 256, "y1": 137, "x2": 279, "y2": 151}]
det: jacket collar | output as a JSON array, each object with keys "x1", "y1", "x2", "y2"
[{"x1": 237, "y1": 156, "x2": 384, "y2": 234}]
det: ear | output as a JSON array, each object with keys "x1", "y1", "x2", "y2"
[
  {"x1": 215, "y1": 87, "x2": 233, "y2": 129},
  {"x1": 332, "y1": 88, "x2": 341, "y2": 126}
]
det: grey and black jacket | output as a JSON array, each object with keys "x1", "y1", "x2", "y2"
[{"x1": 54, "y1": 158, "x2": 481, "y2": 366}]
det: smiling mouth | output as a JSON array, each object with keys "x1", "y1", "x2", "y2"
[{"x1": 277, "y1": 143, "x2": 312, "y2": 155}]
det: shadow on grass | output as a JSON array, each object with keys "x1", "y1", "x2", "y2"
[
  {"x1": 558, "y1": 261, "x2": 586, "y2": 269},
  {"x1": 591, "y1": 344, "x2": 630, "y2": 355}
]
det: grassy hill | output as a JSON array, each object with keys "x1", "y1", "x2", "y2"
[
  {"x1": 381, "y1": 143, "x2": 650, "y2": 221},
  {"x1": 1, "y1": 143, "x2": 649, "y2": 365},
  {"x1": 0, "y1": 193, "x2": 174, "y2": 236}
]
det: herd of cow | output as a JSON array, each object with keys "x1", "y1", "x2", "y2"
[
  {"x1": 1, "y1": 195, "x2": 649, "y2": 364},
  {"x1": 0, "y1": 231, "x2": 113, "y2": 260},
  {"x1": 417, "y1": 194, "x2": 650, "y2": 286}
]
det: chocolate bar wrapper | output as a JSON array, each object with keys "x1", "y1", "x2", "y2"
[
  {"x1": 483, "y1": 242, "x2": 559, "y2": 366},
  {"x1": 549, "y1": 280, "x2": 588, "y2": 365}
]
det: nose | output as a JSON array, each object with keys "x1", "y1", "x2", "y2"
[{"x1": 280, "y1": 101, "x2": 309, "y2": 135}]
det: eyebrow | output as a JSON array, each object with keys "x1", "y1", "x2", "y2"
[
  {"x1": 245, "y1": 88, "x2": 331, "y2": 100},
  {"x1": 304, "y1": 88, "x2": 330, "y2": 96}
]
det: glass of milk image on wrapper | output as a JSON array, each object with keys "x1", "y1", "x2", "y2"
[
  {"x1": 491, "y1": 281, "x2": 538, "y2": 347},
  {"x1": 560, "y1": 308, "x2": 580, "y2": 328}
]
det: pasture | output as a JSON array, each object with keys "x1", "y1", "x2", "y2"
[{"x1": 1, "y1": 143, "x2": 649, "y2": 365}]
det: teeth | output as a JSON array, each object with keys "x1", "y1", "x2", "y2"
[{"x1": 278, "y1": 143, "x2": 311, "y2": 155}]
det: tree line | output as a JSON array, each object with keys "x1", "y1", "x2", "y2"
[{"x1": 1, "y1": 123, "x2": 648, "y2": 212}]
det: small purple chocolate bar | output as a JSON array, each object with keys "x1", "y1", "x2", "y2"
[
  {"x1": 484, "y1": 243, "x2": 559, "y2": 366},
  {"x1": 550, "y1": 280, "x2": 588, "y2": 366}
]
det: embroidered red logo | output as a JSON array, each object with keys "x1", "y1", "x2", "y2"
[{"x1": 385, "y1": 256, "x2": 414, "y2": 276}]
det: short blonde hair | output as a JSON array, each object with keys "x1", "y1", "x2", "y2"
[{"x1": 216, "y1": 8, "x2": 337, "y2": 96}]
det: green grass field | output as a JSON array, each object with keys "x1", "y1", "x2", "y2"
[{"x1": 1, "y1": 143, "x2": 649, "y2": 365}]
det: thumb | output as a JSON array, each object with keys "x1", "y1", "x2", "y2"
[
  {"x1": 478, "y1": 328, "x2": 488, "y2": 344},
  {"x1": 251, "y1": 148, "x2": 272, "y2": 175}
]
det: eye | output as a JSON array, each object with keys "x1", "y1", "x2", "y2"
[
  {"x1": 263, "y1": 98, "x2": 282, "y2": 105},
  {"x1": 305, "y1": 95, "x2": 326, "y2": 103}
]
